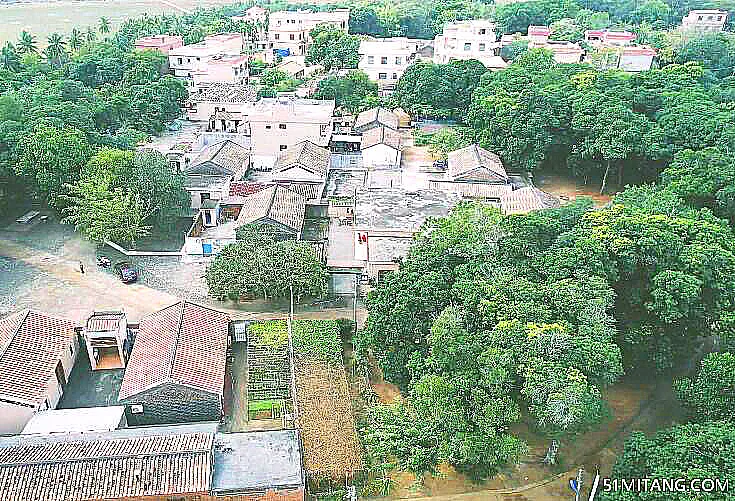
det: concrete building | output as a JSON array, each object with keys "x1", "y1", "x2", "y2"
[
  {"x1": 360, "y1": 126, "x2": 402, "y2": 170},
  {"x1": 21, "y1": 406, "x2": 127, "y2": 435},
  {"x1": 618, "y1": 46, "x2": 656, "y2": 72},
  {"x1": 358, "y1": 37, "x2": 432, "y2": 94},
  {"x1": 134, "y1": 34, "x2": 184, "y2": 54},
  {"x1": 524, "y1": 27, "x2": 585, "y2": 64},
  {"x1": 118, "y1": 301, "x2": 230, "y2": 426},
  {"x1": 268, "y1": 8, "x2": 349, "y2": 56},
  {"x1": 681, "y1": 9, "x2": 728, "y2": 32},
  {"x1": 186, "y1": 83, "x2": 259, "y2": 125},
  {"x1": 0, "y1": 423, "x2": 305, "y2": 501},
  {"x1": 190, "y1": 53, "x2": 250, "y2": 91},
  {"x1": 169, "y1": 33, "x2": 245, "y2": 80},
  {"x1": 232, "y1": 5, "x2": 268, "y2": 24},
  {"x1": 433, "y1": 19, "x2": 503, "y2": 69},
  {"x1": 182, "y1": 139, "x2": 250, "y2": 210},
  {"x1": 0, "y1": 310, "x2": 78, "y2": 434},
  {"x1": 245, "y1": 97, "x2": 335, "y2": 169},
  {"x1": 83, "y1": 311, "x2": 127, "y2": 371},
  {"x1": 584, "y1": 29, "x2": 637, "y2": 46}
]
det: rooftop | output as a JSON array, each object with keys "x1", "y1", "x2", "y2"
[
  {"x1": 501, "y1": 186, "x2": 561, "y2": 215},
  {"x1": 354, "y1": 107, "x2": 399, "y2": 131},
  {"x1": 212, "y1": 430, "x2": 303, "y2": 494},
  {"x1": 185, "y1": 140, "x2": 250, "y2": 177},
  {"x1": 273, "y1": 140, "x2": 331, "y2": 179},
  {"x1": 0, "y1": 310, "x2": 76, "y2": 407},
  {"x1": 86, "y1": 311, "x2": 125, "y2": 333},
  {"x1": 447, "y1": 144, "x2": 508, "y2": 183},
  {"x1": 355, "y1": 189, "x2": 461, "y2": 231},
  {"x1": 21, "y1": 406, "x2": 126, "y2": 435},
  {"x1": 188, "y1": 83, "x2": 259, "y2": 103},
  {"x1": 118, "y1": 301, "x2": 230, "y2": 401},
  {"x1": 235, "y1": 185, "x2": 307, "y2": 234},
  {"x1": 246, "y1": 97, "x2": 335, "y2": 124},
  {"x1": 361, "y1": 126, "x2": 402, "y2": 150}
]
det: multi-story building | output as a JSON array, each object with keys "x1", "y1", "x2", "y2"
[
  {"x1": 681, "y1": 9, "x2": 728, "y2": 32},
  {"x1": 190, "y1": 53, "x2": 249, "y2": 91},
  {"x1": 358, "y1": 37, "x2": 432, "y2": 94},
  {"x1": 433, "y1": 19, "x2": 505, "y2": 69},
  {"x1": 243, "y1": 97, "x2": 335, "y2": 169},
  {"x1": 134, "y1": 34, "x2": 184, "y2": 54},
  {"x1": 268, "y1": 8, "x2": 349, "y2": 56},
  {"x1": 232, "y1": 4, "x2": 268, "y2": 24},
  {"x1": 168, "y1": 33, "x2": 244, "y2": 80}
]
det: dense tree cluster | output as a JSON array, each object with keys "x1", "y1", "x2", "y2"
[
  {"x1": 305, "y1": 24, "x2": 361, "y2": 71},
  {"x1": 312, "y1": 70, "x2": 379, "y2": 114}
]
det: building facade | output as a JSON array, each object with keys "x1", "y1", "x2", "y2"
[
  {"x1": 268, "y1": 8, "x2": 349, "y2": 56},
  {"x1": 358, "y1": 37, "x2": 431, "y2": 94},
  {"x1": 681, "y1": 9, "x2": 728, "y2": 32},
  {"x1": 134, "y1": 34, "x2": 184, "y2": 54},
  {"x1": 433, "y1": 19, "x2": 503, "y2": 68},
  {"x1": 168, "y1": 33, "x2": 245, "y2": 81}
]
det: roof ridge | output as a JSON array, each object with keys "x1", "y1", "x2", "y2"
[
  {"x1": 168, "y1": 301, "x2": 187, "y2": 384},
  {"x1": 0, "y1": 310, "x2": 30, "y2": 362}
]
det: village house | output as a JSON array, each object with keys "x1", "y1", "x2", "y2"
[
  {"x1": 168, "y1": 33, "x2": 245, "y2": 82},
  {"x1": 268, "y1": 8, "x2": 349, "y2": 56},
  {"x1": 232, "y1": 4, "x2": 269, "y2": 24},
  {"x1": 584, "y1": 29, "x2": 637, "y2": 46},
  {"x1": 0, "y1": 423, "x2": 306, "y2": 501},
  {"x1": 82, "y1": 311, "x2": 128, "y2": 371},
  {"x1": 681, "y1": 9, "x2": 728, "y2": 32},
  {"x1": 524, "y1": 26, "x2": 585, "y2": 64},
  {"x1": 354, "y1": 107, "x2": 399, "y2": 133},
  {"x1": 21, "y1": 406, "x2": 127, "y2": 435},
  {"x1": 433, "y1": 19, "x2": 507, "y2": 70},
  {"x1": 186, "y1": 83, "x2": 259, "y2": 141},
  {"x1": 428, "y1": 143, "x2": 513, "y2": 201},
  {"x1": 360, "y1": 126, "x2": 402, "y2": 170},
  {"x1": 182, "y1": 139, "x2": 250, "y2": 211},
  {"x1": 0, "y1": 310, "x2": 78, "y2": 434},
  {"x1": 190, "y1": 53, "x2": 250, "y2": 91},
  {"x1": 500, "y1": 186, "x2": 561, "y2": 215},
  {"x1": 134, "y1": 34, "x2": 184, "y2": 54},
  {"x1": 118, "y1": 301, "x2": 231, "y2": 426},
  {"x1": 271, "y1": 140, "x2": 330, "y2": 189},
  {"x1": 244, "y1": 97, "x2": 335, "y2": 170},
  {"x1": 358, "y1": 37, "x2": 433, "y2": 94},
  {"x1": 618, "y1": 46, "x2": 657, "y2": 71},
  {"x1": 234, "y1": 184, "x2": 308, "y2": 238},
  {"x1": 276, "y1": 55, "x2": 322, "y2": 80}
]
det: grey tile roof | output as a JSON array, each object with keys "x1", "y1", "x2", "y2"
[
  {"x1": 447, "y1": 144, "x2": 508, "y2": 183},
  {"x1": 212, "y1": 430, "x2": 304, "y2": 494},
  {"x1": 0, "y1": 423, "x2": 216, "y2": 501},
  {"x1": 0, "y1": 310, "x2": 76, "y2": 407},
  {"x1": 501, "y1": 186, "x2": 562, "y2": 215},
  {"x1": 187, "y1": 83, "x2": 259, "y2": 103},
  {"x1": 360, "y1": 126, "x2": 401, "y2": 150},
  {"x1": 354, "y1": 107, "x2": 399, "y2": 132},
  {"x1": 235, "y1": 185, "x2": 307, "y2": 234},
  {"x1": 272, "y1": 141, "x2": 330, "y2": 180},
  {"x1": 118, "y1": 301, "x2": 230, "y2": 401},
  {"x1": 185, "y1": 140, "x2": 250, "y2": 177},
  {"x1": 428, "y1": 180, "x2": 512, "y2": 199}
]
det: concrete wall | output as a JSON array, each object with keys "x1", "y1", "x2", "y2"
[
  {"x1": 362, "y1": 144, "x2": 399, "y2": 169},
  {"x1": 250, "y1": 121, "x2": 330, "y2": 159},
  {"x1": 0, "y1": 401, "x2": 35, "y2": 435},
  {"x1": 122, "y1": 382, "x2": 223, "y2": 426}
]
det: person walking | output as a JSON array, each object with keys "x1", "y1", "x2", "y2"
[{"x1": 79, "y1": 261, "x2": 85, "y2": 274}]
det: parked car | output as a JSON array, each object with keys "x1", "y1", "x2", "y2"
[
  {"x1": 433, "y1": 159, "x2": 447, "y2": 170},
  {"x1": 114, "y1": 261, "x2": 138, "y2": 284}
]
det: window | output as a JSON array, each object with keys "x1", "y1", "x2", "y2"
[
  {"x1": 464, "y1": 43, "x2": 471, "y2": 51},
  {"x1": 367, "y1": 55, "x2": 374, "y2": 64},
  {"x1": 395, "y1": 56, "x2": 402, "y2": 65},
  {"x1": 279, "y1": 124, "x2": 287, "y2": 129},
  {"x1": 381, "y1": 57, "x2": 388, "y2": 64},
  {"x1": 70, "y1": 345, "x2": 74, "y2": 356},
  {"x1": 479, "y1": 43, "x2": 485, "y2": 51},
  {"x1": 275, "y1": 33, "x2": 280, "y2": 40},
  {"x1": 280, "y1": 145, "x2": 287, "y2": 150},
  {"x1": 177, "y1": 57, "x2": 182, "y2": 64},
  {"x1": 265, "y1": 124, "x2": 272, "y2": 129},
  {"x1": 378, "y1": 72, "x2": 387, "y2": 79},
  {"x1": 392, "y1": 73, "x2": 398, "y2": 80},
  {"x1": 480, "y1": 28, "x2": 486, "y2": 34},
  {"x1": 290, "y1": 34, "x2": 295, "y2": 40}
]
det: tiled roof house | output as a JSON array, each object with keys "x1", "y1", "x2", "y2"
[
  {"x1": 446, "y1": 144, "x2": 508, "y2": 184},
  {"x1": 0, "y1": 310, "x2": 78, "y2": 434},
  {"x1": 271, "y1": 140, "x2": 330, "y2": 183},
  {"x1": 501, "y1": 186, "x2": 561, "y2": 214},
  {"x1": 354, "y1": 107, "x2": 399, "y2": 133},
  {"x1": 185, "y1": 140, "x2": 250, "y2": 177},
  {"x1": 235, "y1": 185, "x2": 307, "y2": 237},
  {"x1": 118, "y1": 301, "x2": 230, "y2": 425}
]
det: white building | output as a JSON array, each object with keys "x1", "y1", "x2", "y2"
[
  {"x1": 186, "y1": 83, "x2": 259, "y2": 125},
  {"x1": 681, "y1": 9, "x2": 728, "y2": 32},
  {"x1": 524, "y1": 25, "x2": 585, "y2": 64},
  {"x1": 168, "y1": 33, "x2": 244, "y2": 81},
  {"x1": 244, "y1": 97, "x2": 335, "y2": 169},
  {"x1": 83, "y1": 311, "x2": 127, "y2": 371},
  {"x1": 618, "y1": 46, "x2": 656, "y2": 72},
  {"x1": 360, "y1": 126, "x2": 402, "y2": 170},
  {"x1": 433, "y1": 19, "x2": 504, "y2": 69},
  {"x1": 268, "y1": 8, "x2": 349, "y2": 56},
  {"x1": 358, "y1": 37, "x2": 432, "y2": 94},
  {"x1": 0, "y1": 310, "x2": 79, "y2": 434},
  {"x1": 232, "y1": 5, "x2": 268, "y2": 24},
  {"x1": 21, "y1": 406, "x2": 127, "y2": 435},
  {"x1": 190, "y1": 54, "x2": 249, "y2": 91}
]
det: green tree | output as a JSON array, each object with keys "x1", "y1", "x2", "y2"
[
  {"x1": 15, "y1": 125, "x2": 93, "y2": 207},
  {"x1": 0, "y1": 43, "x2": 21, "y2": 72},
  {"x1": 500, "y1": 39, "x2": 529, "y2": 61},
  {"x1": 69, "y1": 28, "x2": 83, "y2": 52},
  {"x1": 306, "y1": 24, "x2": 360, "y2": 71},
  {"x1": 44, "y1": 33, "x2": 68, "y2": 68},
  {"x1": 674, "y1": 352, "x2": 735, "y2": 422},
  {"x1": 312, "y1": 70, "x2": 379, "y2": 113},
  {"x1": 99, "y1": 17, "x2": 111, "y2": 35},
  {"x1": 16, "y1": 31, "x2": 38, "y2": 55}
]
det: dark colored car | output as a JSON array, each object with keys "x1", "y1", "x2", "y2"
[{"x1": 114, "y1": 261, "x2": 138, "y2": 284}]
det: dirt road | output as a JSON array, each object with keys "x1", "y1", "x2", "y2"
[{"x1": 0, "y1": 237, "x2": 367, "y2": 325}]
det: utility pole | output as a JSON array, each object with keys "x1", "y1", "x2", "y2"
[{"x1": 575, "y1": 467, "x2": 584, "y2": 501}]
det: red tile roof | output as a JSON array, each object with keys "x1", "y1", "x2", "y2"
[
  {"x1": 0, "y1": 310, "x2": 76, "y2": 407},
  {"x1": 229, "y1": 181, "x2": 272, "y2": 197},
  {"x1": 118, "y1": 302, "x2": 230, "y2": 401}
]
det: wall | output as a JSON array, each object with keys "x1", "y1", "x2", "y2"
[
  {"x1": 362, "y1": 144, "x2": 399, "y2": 169},
  {"x1": 250, "y1": 121, "x2": 330, "y2": 159},
  {"x1": 121, "y1": 382, "x2": 223, "y2": 426},
  {"x1": 104, "y1": 487, "x2": 304, "y2": 500},
  {"x1": 43, "y1": 334, "x2": 78, "y2": 409},
  {"x1": 0, "y1": 401, "x2": 35, "y2": 435}
]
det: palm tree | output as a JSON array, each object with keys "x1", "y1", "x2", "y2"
[
  {"x1": 0, "y1": 42, "x2": 21, "y2": 72},
  {"x1": 17, "y1": 30, "x2": 38, "y2": 55},
  {"x1": 85, "y1": 26, "x2": 97, "y2": 43},
  {"x1": 99, "y1": 17, "x2": 111, "y2": 35},
  {"x1": 69, "y1": 28, "x2": 82, "y2": 52},
  {"x1": 44, "y1": 33, "x2": 67, "y2": 68}
]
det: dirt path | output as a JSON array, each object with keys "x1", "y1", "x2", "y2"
[{"x1": 0, "y1": 238, "x2": 367, "y2": 325}]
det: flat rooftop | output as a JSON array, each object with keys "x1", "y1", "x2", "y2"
[
  {"x1": 324, "y1": 169, "x2": 367, "y2": 198},
  {"x1": 355, "y1": 188, "x2": 461, "y2": 231},
  {"x1": 21, "y1": 406, "x2": 126, "y2": 435},
  {"x1": 212, "y1": 429, "x2": 304, "y2": 494}
]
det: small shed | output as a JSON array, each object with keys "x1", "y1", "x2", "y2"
[
  {"x1": 360, "y1": 126, "x2": 402, "y2": 170},
  {"x1": 271, "y1": 140, "x2": 330, "y2": 183},
  {"x1": 118, "y1": 301, "x2": 230, "y2": 425},
  {"x1": 83, "y1": 311, "x2": 127, "y2": 370},
  {"x1": 393, "y1": 107, "x2": 411, "y2": 128},
  {"x1": 501, "y1": 186, "x2": 562, "y2": 215}
]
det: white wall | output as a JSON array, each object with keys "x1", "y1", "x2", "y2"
[
  {"x1": 0, "y1": 402, "x2": 35, "y2": 435},
  {"x1": 362, "y1": 144, "x2": 400, "y2": 169}
]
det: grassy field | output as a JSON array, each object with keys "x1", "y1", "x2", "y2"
[{"x1": 0, "y1": 0, "x2": 236, "y2": 46}]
